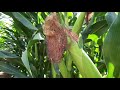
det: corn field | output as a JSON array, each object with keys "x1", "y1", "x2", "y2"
[{"x1": 0, "y1": 12, "x2": 119, "y2": 78}]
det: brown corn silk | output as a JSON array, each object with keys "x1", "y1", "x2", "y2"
[
  {"x1": 43, "y1": 12, "x2": 79, "y2": 63},
  {"x1": 43, "y1": 12, "x2": 67, "y2": 63},
  {"x1": 64, "y1": 29, "x2": 79, "y2": 42}
]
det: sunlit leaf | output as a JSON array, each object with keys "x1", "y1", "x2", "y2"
[
  {"x1": 12, "y1": 12, "x2": 38, "y2": 30},
  {"x1": 21, "y1": 50, "x2": 32, "y2": 77},
  {"x1": 105, "y1": 12, "x2": 117, "y2": 27},
  {"x1": 94, "y1": 12, "x2": 107, "y2": 17},
  {"x1": 87, "y1": 34, "x2": 98, "y2": 43},
  {"x1": 33, "y1": 33, "x2": 44, "y2": 40}
]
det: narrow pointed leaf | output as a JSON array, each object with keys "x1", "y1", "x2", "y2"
[
  {"x1": 21, "y1": 50, "x2": 32, "y2": 77},
  {"x1": 12, "y1": 12, "x2": 38, "y2": 30},
  {"x1": 89, "y1": 20, "x2": 108, "y2": 36},
  {"x1": 0, "y1": 51, "x2": 19, "y2": 58}
]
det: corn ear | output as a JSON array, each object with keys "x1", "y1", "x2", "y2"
[
  {"x1": 68, "y1": 39, "x2": 102, "y2": 78},
  {"x1": 69, "y1": 12, "x2": 102, "y2": 78}
]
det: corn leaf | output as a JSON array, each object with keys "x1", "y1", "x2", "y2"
[{"x1": 0, "y1": 61, "x2": 27, "y2": 78}]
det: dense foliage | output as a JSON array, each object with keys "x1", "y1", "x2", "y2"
[{"x1": 0, "y1": 12, "x2": 118, "y2": 78}]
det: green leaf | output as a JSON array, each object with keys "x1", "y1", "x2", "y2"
[
  {"x1": 94, "y1": 12, "x2": 107, "y2": 17},
  {"x1": 13, "y1": 18, "x2": 33, "y2": 38},
  {"x1": 51, "y1": 63, "x2": 57, "y2": 78},
  {"x1": 105, "y1": 12, "x2": 117, "y2": 27},
  {"x1": 30, "y1": 64, "x2": 38, "y2": 77},
  {"x1": 83, "y1": 20, "x2": 108, "y2": 39},
  {"x1": 27, "y1": 39, "x2": 39, "y2": 51},
  {"x1": 67, "y1": 12, "x2": 73, "y2": 18},
  {"x1": 102, "y1": 12, "x2": 120, "y2": 78},
  {"x1": 41, "y1": 12, "x2": 47, "y2": 20},
  {"x1": 33, "y1": 33, "x2": 44, "y2": 40},
  {"x1": 12, "y1": 12, "x2": 38, "y2": 30},
  {"x1": 58, "y1": 12, "x2": 65, "y2": 26},
  {"x1": 22, "y1": 39, "x2": 39, "y2": 77},
  {"x1": 90, "y1": 20, "x2": 108, "y2": 36},
  {"x1": 82, "y1": 14, "x2": 107, "y2": 41},
  {"x1": 72, "y1": 12, "x2": 86, "y2": 35},
  {"x1": 66, "y1": 51, "x2": 73, "y2": 72},
  {"x1": 0, "y1": 61, "x2": 27, "y2": 78},
  {"x1": 87, "y1": 34, "x2": 98, "y2": 43},
  {"x1": 69, "y1": 16, "x2": 77, "y2": 26},
  {"x1": 21, "y1": 50, "x2": 33, "y2": 77},
  {"x1": 0, "y1": 51, "x2": 19, "y2": 58},
  {"x1": 58, "y1": 60, "x2": 71, "y2": 78},
  {"x1": 107, "y1": 62, "x2": 114, "y2": 78}
]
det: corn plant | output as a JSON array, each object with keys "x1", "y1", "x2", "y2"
[{"x1": 0, "y1": 12, "x2": 119, "y2": 78}]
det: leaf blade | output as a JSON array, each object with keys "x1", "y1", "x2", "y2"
[
  {"x1": 0, "y1": 61, "x2": 27, "y2": 78},
  {"x1": 0, "y1": 51, "x2": 19, "y2": 58},
  {"x1": 21, "y1": 50, "x2": 33, "y2": 77},
  {"x1": 12, "y1": 12, "x2": 38, "y2": 30}
]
